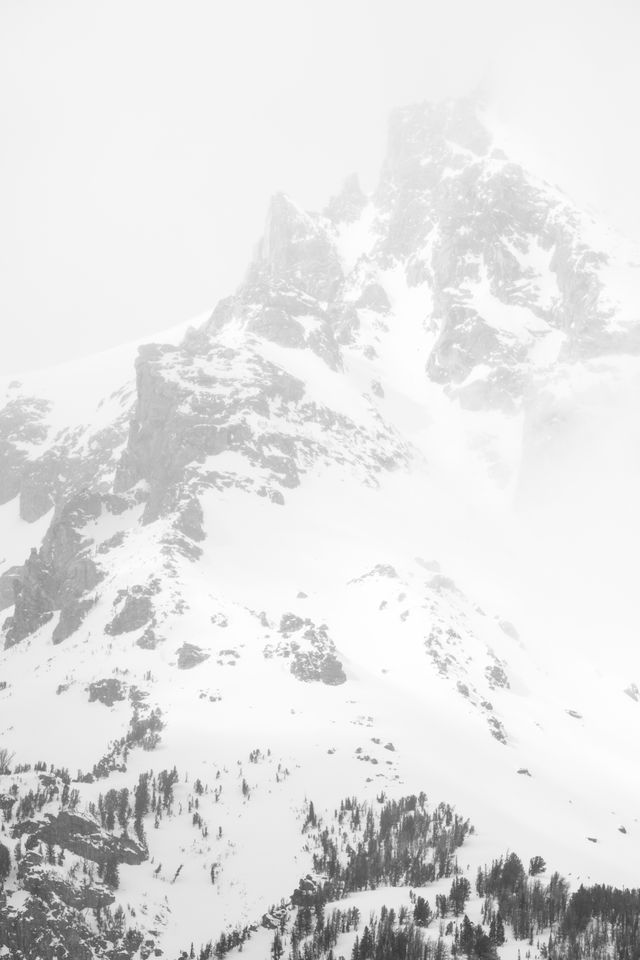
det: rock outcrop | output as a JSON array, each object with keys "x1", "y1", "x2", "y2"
[{"x1": 12, "y1": 810, "x2": 147, "y2": 866}]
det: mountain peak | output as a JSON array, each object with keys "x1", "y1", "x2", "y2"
[
  {"x1": 381, "y1": 96, "x2": 493, "y2": 188},
  {"x1": 249, "y1": 191, "x2": 343, "y2": 300},
  {"x1": 324, "y1": 172, "x2": 368, "y2": 224}
]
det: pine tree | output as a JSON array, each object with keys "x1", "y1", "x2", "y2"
[
  {"x1": 529, "y1": 855, "x2": 546, "y2": 877},
  {"x1": 460, "y1": 915, "x2": 475, "y2": 955},
  {"x1": 104, "y1": 856, "x2": 120, "y2": 889},
  {"x1": 450, "y1": 876, "x2": 471, "y2": 915},
  {"x1": 414, "y1": 896, "x2": 432, "y2": 927},
  {"x1": 0, "y1": 843, "x2": 10, "y2": 884}
]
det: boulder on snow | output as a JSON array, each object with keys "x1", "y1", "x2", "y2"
[{"x1": 177, "y1": 642, "x2": 210, "y2": 669}]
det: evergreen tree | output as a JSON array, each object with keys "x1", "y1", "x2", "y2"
[
  {"x1": 0, "y1": 842, "x2": 10, "y2": 885},
  {"x1": 529, "y1": 856, "x2": 546, "y2": 877},
  {"x1": 414, "y1": 896, "x2": 432, "y2": 927},
  {"x1": 460, "y1": 915, "x2": 475, "y2": 955},
  {"x1": 450, "y1": 876, "x2": 471, "y2": 915},
  {"x1": 103, "y1": 856, "x2": 120, "y2": 889}
]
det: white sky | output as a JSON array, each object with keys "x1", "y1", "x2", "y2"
[{"x1": 1, "y1": 0, "x2": 639, "y2": 374}]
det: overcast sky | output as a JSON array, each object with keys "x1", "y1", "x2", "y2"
[{"x1": 1, "y1": 0, "x2": 639, "y2": 374}]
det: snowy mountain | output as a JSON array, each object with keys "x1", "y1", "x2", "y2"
[{"x1": 2, "y1": 96, "x2": 640, "y2": 960}]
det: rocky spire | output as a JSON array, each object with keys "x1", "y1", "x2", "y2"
[
  {"x1": 324, "y1": 172, "x2": 368, "y2": 224},
  {"x1": 249, "y1": 192, "x2": 343, "y2": 301},
  {"x1": 380, "y1": 96, "x2": 493, "y2": 190}
]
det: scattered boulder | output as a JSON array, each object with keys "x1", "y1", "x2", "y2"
[
  {"x1": 279, "y1": 613, "x2": 306, "y2": 635},
  {"x1": 106, "y1": 582, "x2": 158, "y2": 636},
  {"x1": 486, "y1": 662, "x2": 510, "y2": 690},
  {"x1": 136, "y1": 626, "x2": 161, "y2": 650},
  {"x1": 488, "y1": 716, "x2": 507, "y2": 745},
  {"x1": 177, "y1": 643, "x2": 210, "y2": 670},
  {"x1": 266, "y1": 616, "x2": 346, "y2": 685}
]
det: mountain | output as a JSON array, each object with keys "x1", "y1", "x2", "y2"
[{"x1": 2, "y1": 96, "x2": 640, "y2": 960}]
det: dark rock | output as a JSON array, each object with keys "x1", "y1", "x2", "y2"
[
  {"x1": 3, "y1": 548, "x2": 56, "y2": 647},
  {"x1": 3, "y1": 490, "x2": 106, "y2": 647},
  {"x1": 324, "y1": 173, "x2": 367, "y2": 224},
  {"x1": 137, "y1": 626, "x2": 162, "y2": 649},
  {"x1": 12, "y1": 810, "x2": 147, "y2": 866},
  {"x1": 486, "y1": 662, "x2": 510, "y2": 690},
  {"x1": 177, "y1": 643, "x2": 210, "y2": 669},
  {"x1": 356, "y1": 283, "x2": 391, "y2": 312},
  {"x1": 279, "y1": 613, "x2": 306, "y2": 635},
  {"x1": 52, "y1": 595, "x2": 95, "y2": 645},
  {"x1": 0, "y1": 565, "x2": 22, "y2": 611},
  {"x1": 21, "y1": 862, "x2": 115, "y2": 910},
  {"x1": 487, "y1": 716, "x2": 507, "y2": 745},
  {"x1": 106, "y1": 584, "x2": 157, "y2": 636},
  {"x1": 268, "y1": 619, "x2": 346, "y2": 686}
]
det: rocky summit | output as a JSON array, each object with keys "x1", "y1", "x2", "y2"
[{"x1": 2, "y1": 97, "x2": 640, "y2": 959}]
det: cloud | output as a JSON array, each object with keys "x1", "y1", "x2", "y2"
[{"x1": 0, "y1": 0, "x2": 638, "y2": 371}]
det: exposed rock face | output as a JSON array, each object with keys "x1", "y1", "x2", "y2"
[
  {"x1": 2, "y1": 491, "x2": 111, "y2": 647},
  {"x1": 12, "y1": 810, "x2": 147, "y2": 866},
  {"x1": 324, "y1": 173, "x2": 368, "y2": 224},
  {"x1": 105, "y1": 583, "x2": 158, "y2": 636},
  {"x1": 177, "y1": 642, "x2": 210, "y2": 669},
  {"x1": 252, "y1": 192, "x2": 344, "y2": 302},
  {"x1": 52, "y1": 595, "x2": 96, "y2": 645},
  {"x1": 0, "y1": 396, "x2": 51, "y2": 508},
  {"x1": 112, "y1": 331, "x2": 409, "y2": 539},
  {"x1": 0, "y1": 889, "x2": 98, "y2": 960},
  {"x1": 0, "y1": 844, "x2": 142, "y2": 960},
  {"x1": 0, "y1": 566, "x2": 21, "y2": 611},
  {"x1": 2, "y1": 548, "x2": 55, "y2": 646},
  {"x1": 265, "y1": 615, "x2": 346, "y2": 685},
  {"x1": 20, "y1": 855, "x2": 115, "y2": 910},
  {"x1": 0, "y1": 380, "x2": 132, "y2": 524}
]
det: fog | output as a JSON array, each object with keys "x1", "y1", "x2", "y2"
[{"x1": 1, "y1": 0, "x2": 639, "y2": 373}]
